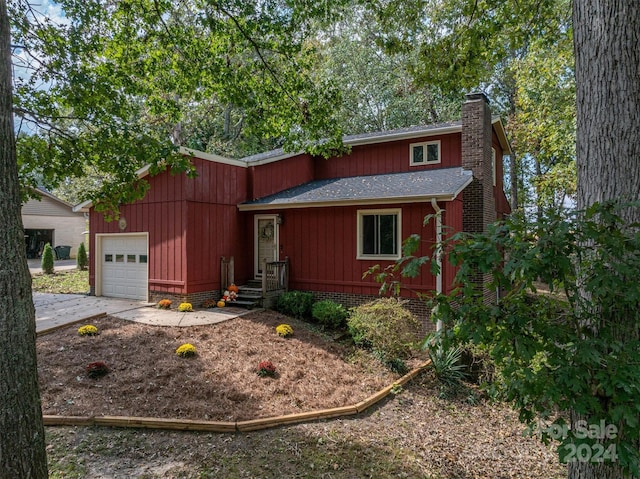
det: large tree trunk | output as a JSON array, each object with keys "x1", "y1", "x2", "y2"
[
  {"x1": 572, "y1": 0, "x2": 640, "y2": 478},
  {"x1": 574, "y1": 0, "x2": 640, "y2": 215},
  {"x1": 0, "y1": 0, "x2": 48, "y2": 476}
]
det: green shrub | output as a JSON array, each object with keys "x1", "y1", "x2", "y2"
[
  {"x1": 347, "y1": 298, "x2": 421, "y2": 360},
  {"x1": 76, "y1": 242, "x2": 88, "y2": 270},
  {"x1": 41, "y1": 243, "x2": 54, "y2": 274},
  {"x1": 312, "y1": 300, "x2": 348, "y2": 329},
  {"x1": 276, "y1": 291, "x2": 314, "y2": 319},
  {"x1": 372, "y1": 349, "x2": 409, "y2": 375}
]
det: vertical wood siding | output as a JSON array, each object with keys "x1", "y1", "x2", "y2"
[
  {"x1": 273, "y1": 202, "x2": 438, "y2": 299},
  {"x1": 314, "y1": 133, "x2": 462, "y2": 179},
  {"x1": 89, "y1": 126, "x2": 507, "y2": 300},
  {"x1": 184, "y1": 158, "x2": 250, "y2": 293},
  {"x1": 89, "y1": 158, "x2": 248, "y2": 296},
  {"x1": 492, "y1": 133, "x2": 511, "y2": 217},
  {"x1": 249, "y1": 155, "x2": 314, "y2": 200},
  {"x1": 442, "y1": 199, "x2": 463, "y2": 295}
]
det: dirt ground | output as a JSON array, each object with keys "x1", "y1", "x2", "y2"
[
  {"x1": 37, "y1": 310, "x2": 407, "y2": 421},
  {"x1": 39, "y1": 310, "x2": 567, "y2": 478},
  {"x1": 45, "y1": 372, "x2": 567, "y2": 478}
]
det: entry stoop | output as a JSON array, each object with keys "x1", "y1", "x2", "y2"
[{"x1": 233, "y1": 284, "x2": 263, "y2": 309}]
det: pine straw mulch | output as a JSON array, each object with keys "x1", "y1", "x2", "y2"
[
  {"x1": 37, "y1": 310, "x2": 407, "y2": 421},
  {"x1": 40, "y1": 310, "x2": 567, "y2": 478}
]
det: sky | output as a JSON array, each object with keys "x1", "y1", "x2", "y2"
[{"x1": 11, "y1": 0, "x2": 67, "y2": 135}]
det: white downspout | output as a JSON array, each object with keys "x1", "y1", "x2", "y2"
[{"x1": 431, "y1": 198, "x2": 443, "y2": 332}]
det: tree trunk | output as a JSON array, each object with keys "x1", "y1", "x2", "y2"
[
  {"x1": 572, "y1": 0, "x2": 640, "y2": 478},
  {"x1": 0, "y1": 0, "x2": 49, "y2": 476},
  {"x1": 574, "y1": 0, "x2": 640, "y2": 216},
  {"x1": 509, "y1": 150, "x2": 518, "y2": 211},
  {"x1": 534, "y1": 155, "x2": 543, "y2": 222}
]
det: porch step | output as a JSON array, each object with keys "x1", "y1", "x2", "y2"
[
  {"x1": 227, "y1": 299, "x2": 259, "y2": 309},
  {"x1": 229, "y1": 284, "x2": 263, "y2": 309}
]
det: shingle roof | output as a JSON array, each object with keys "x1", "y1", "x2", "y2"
[{"x1": 238, "y1": 167, "x2": 472, "y2": 211}]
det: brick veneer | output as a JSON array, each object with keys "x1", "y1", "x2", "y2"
[
  {"x1": 462, "y1": 92, "x2": 497, "y2": 304},
  {"x1": 149, "y1": 290, "x2": 220, "y2": 306},
  {"x1": 310, "y1": 290, "x2": 436, "y2": 335},
  {"x1": 462, "y1": 92, "x2": 496, "y2": 233}
]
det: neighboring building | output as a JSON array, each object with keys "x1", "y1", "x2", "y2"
[
  {"x1": 23, "y1": 188, "x2": 87, "y2": 259},
  {"x1": 76, "y1": 93, "x2": 511, "y2": 321}
]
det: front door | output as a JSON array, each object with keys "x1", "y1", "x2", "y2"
[{"x1": 255, "y1": 215, "x2": 278, "y2": 278}]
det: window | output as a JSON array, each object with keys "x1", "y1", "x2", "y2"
[
  {"x1": 105, "y1": 254, "x2": 113, "y2": 262},
  {"x1": 357, "y1": 209, "x2": 401, "y2": 259},
  {"x1": 127, "y1": 254, "x2": 137, "y2": 263},
  {"x1": 410, "y1": 140, "x2": 440, "y2": 166},
  {"x1": 139, "y1": 255, "x2": 148, "y2": 264}
]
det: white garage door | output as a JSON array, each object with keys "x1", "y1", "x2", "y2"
[{"x1": 100, "y1": 235, "x2": 148, "y2": 301}]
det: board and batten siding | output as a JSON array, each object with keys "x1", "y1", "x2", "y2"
[
  {"x1": 314, "y1": 133, "x2": 462, "y2": 179},
  {"x1": 273, "y1": 202, "x2": 440, "y2": 299},
  {"x1": 89, "y1": 158, "x2": 248, "y2": 297},
  {"x1": 184, "y1": 157, "x2": 250, "y2": 293},
  {"x1": 249, "y1": 154, "x2": 314, "y2": 201}
]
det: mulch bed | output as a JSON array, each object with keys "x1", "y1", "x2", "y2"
[{"x1": 37, "y1": 310, "x2": 410, "y2": 421}]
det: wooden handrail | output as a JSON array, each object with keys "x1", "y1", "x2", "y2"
[
  {"x1": 261, "y1": 257, "x2": 289, "y2": 296},
  {"x1": 221, "y1": 256, "x2": 234, "y2": 293}
]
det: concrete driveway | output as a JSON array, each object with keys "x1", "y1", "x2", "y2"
[
  {"x1": 28, "y1": 258, "x2": 78, "y2": 274},
  {"x1": 34, "y1": 293, "x2": 253, "y2": 333},
  {"x1": 34, "y1": 293, "x2": 152, "y2": 332}
]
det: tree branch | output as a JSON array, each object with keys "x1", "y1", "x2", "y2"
[{"x1": 212, "y1": 3, "x2": 300, "y2": 107}]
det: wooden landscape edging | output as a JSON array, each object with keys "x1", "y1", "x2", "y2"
[{"x1": 42, "y1": 359, "x2": 432, "y2": 433}]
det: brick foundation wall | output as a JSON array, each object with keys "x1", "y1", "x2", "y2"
[
  {"x1": 309, "y1": 290, "x2": 436, "y2": 335},
  {"x1": 149, "y1": 290, "x2": 221, "y2": 307}
]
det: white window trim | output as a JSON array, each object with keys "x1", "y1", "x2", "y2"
[
  {"x1": 357, "y1": 208, "x2": 402, "y2": 260},
  {"x1": 409, "y1": 140, "x2": 441, "y2": 166}
]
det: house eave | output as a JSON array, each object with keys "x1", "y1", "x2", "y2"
[
  {"x1": 491, "y1": 117, "x2": 513, "y2": 155},
  {"x1": 237, "y1": 192, "x2": 461, "y2": 212},
  {"x1": 344, "y1": 125, "x2": 462, "y2": 148},
  {"x1": 178, "y1": 146, "x2": 248, "y2": 168}
]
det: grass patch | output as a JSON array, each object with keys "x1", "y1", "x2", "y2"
[
  {"x1": 32, "y1": 269, "x2": 89, "y2": 294},
  {"x1": 46, "y1": 430, "x2": 88, "y2": 479}
]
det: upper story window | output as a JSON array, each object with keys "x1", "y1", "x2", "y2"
[
  {"x1": 410, "y1": 140, "x2": 441, "y2": 166},
  {"x1": 357, "y1": 209, "x2": 401, "y2": 260}
]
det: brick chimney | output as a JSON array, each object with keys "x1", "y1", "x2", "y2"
[{"x1": 462, "y1": 92, "x2": 496, "y2": 234}]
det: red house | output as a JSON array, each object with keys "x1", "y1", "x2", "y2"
[{"x1": 77, "y1": 93, "x2": 510, "y2": 319}]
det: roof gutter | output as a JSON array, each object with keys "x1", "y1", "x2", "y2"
[{"x1": 237, "y1": 193, "x2": 464, "y2": 213}]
